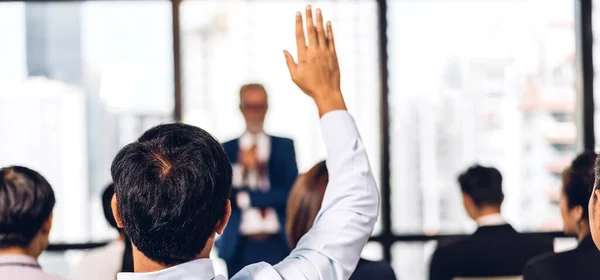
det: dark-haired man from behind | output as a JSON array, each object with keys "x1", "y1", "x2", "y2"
[
  {"x1": 112, "y1": 6, "x2": 379, "y2": 280},
  {"x1": 0, "y1": 166, "x2": 62, "y2": 280},
  {"x1": 429, "y1": 165, "x2": 553, "y2": 280}
]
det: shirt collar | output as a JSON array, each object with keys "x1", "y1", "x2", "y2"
[
  {"x1": 476, "y1": 213, "x2": 506, "y2": 227},
  {"x1": 117, "y1": 258, "x2": 216, "y2": 280},
  {"x1": 0, "y1": 254, "x2": 38, "y2": 265}
]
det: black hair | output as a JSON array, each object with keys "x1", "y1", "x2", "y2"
[
  {"x1": 111, "y1": 123, "x2": 232, "y2": 265},
  {"x1": 102, "y1": 184, "x2": 120, "y2": 232},
  {"x1": 564, "y1": 151, "x2": 596, "y2": 219},
  {"x1": 0, "y1": 166, "x2": 55, "y2": 249},
  {"x1": 458, "y1": 164, "x2": 503, "y2": 207}
]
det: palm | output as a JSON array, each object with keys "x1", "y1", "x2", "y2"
[{"x1": 284, "y1": 7, "x2": 341, "y2": 98}]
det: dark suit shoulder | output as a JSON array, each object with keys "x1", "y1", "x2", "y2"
[
  {"x1": 524, "y1": 244, "x2": 600, "y2": 280},
  {"x1": 223, "y1": 138, "x2": 238, "y2": 147},
  {"x1": 351, "y1": 259, "x2": 397, "y2": 280},
  {"x1": 525, "y1": 251, "x2": 557, "y2": 271},
  {"x1": 270, "y1": 135, "x2": 294, "y2": 144},
  {"x1": 435, "y1": 235, "x2": 473, "y2": 252}
]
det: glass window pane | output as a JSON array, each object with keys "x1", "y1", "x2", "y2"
[
  {"x1": 388, "y1": 0, "x2": 577, "y2": 235},
  {"x1": 180, "y1": 0, "x2": 382, "y2": 233},
  {"x1": 0, "y1": 1, "x2": 173, "y2": 243}
]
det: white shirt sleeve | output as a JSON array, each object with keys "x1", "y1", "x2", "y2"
[{"x1": 272, "y1": 110, "x2": 380, "y2": 280}]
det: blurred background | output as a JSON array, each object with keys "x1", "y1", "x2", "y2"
[{"x1": 0, "y1": 0, "x2": 597, "y2": 279}]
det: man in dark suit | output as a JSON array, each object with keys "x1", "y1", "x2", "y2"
[
  {"x1": 217, "y1": 83, "x2": 298, "y2": 276},
  {"x1": 429, "y1": 165, "x2": 553, "y2": 280}
]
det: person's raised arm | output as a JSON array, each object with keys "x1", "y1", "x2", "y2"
[
  {"x1": 283, "y1": 6, "x2": 347, "y2": 116},
  {"x1": 274, "y1": 6, "x2": 380, "y2": 280}
]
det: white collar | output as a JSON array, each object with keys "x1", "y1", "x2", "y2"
[
  {"x1": 117, "y1": 258, "x2": 218, "y2": 280},
  {"x1": 476, "y1": 213, "x2": 506, "y2": 227}
]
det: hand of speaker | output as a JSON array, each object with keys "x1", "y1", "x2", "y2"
[
  {"x1": 239, "y1": 146, "x2": 259, "y2": 169},
  {"x1": 284, "y1": 5, "x2": 347, "y2": 117}
]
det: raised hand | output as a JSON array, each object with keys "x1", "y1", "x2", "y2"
[{"x1": 284, "y1": 5, "x2": 347, "y2": 117}]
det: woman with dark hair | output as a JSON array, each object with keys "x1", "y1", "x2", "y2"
[
  {"x1": 0, "y1": 166, "x2": 61, "y2": 279},
  {"x1": 524, "y1": 151, "x2": 600, "y2": 279},
  {"x1": 287, "y1": 161, "x2": 396, "y2": 280},
  {"x1": 71, "y1": 184, "x2": 133, "y2": 279}
]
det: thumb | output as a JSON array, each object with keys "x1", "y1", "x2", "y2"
[{"x1": 283, "y1": 50, "x2": 297, "y2": 78}]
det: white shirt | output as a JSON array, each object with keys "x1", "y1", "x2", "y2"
[
  {"x1": 0, "y1": 254, "x2": 63, "y2": 280},
  {"x1": 233, "y1": 131, "x2": 279, "y2": 235},
  {"x1": 117, "y1": 110, "x2": 380, "y2": 280},
  {"x1": 476, "y1": 213, "x2": 506, "y2": 227},
  {"x1": 71, "y1": 240, "x2": 125, "y2": 280}
]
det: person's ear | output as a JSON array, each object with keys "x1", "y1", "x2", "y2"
[
  {"x1": 41, "y1": 212, "x2": 53, "y2": 235},
  {"x1": 215, "y1": 200, "x2": 232, "y2": 235},
  {"x1": 500, "y1": 194, "x2": 505, "y2": 205},
  {"x1": 462, "y1": 193, "x2": 473, "y2": 207},
  {"x1": 462, "y1": 193, "x2": 477, "y2": 218},
  {"x1": 590, "y1": 189, "x2": 600, "y2": 221},
  {"x1": 573, "y1": 205, "x2": 584, "y2": 221},
  {"x1": 112, "y1": 194, "x2": 124, "y2": 229}
]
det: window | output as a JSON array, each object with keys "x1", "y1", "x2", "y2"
[
  {"x1": 389, "y1": 0, "x2": 577, "y2": 236},
  {"x1": 0, "y1": 1, "x2": 173, "y2": 243},
  {"x1": 388, "y1": 0, "x2": 577, "y2": 278}
]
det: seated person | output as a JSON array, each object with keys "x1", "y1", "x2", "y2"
[
  {"x1": 111, "y1": 6, "x2": 379, "y2": 280},
  {"x1": 429, "y1": 165, "x2": 553, "y2": 280},
  {"x1": 287, "y1": 161, "x2": 396, "y2": 280},
  {"x1": 0, "y1": 166, "x2": 62, "y2": 280},
  {"x1": 524, "y1": 152, "x2": 600, "y2": 280},
  {"x1": 71, "y1": 184, "x2": 133, "y2": 279}
]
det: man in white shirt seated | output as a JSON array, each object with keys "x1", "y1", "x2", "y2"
[{"x1": 112, "y1": 5, "x2": 379, "y2": 280}]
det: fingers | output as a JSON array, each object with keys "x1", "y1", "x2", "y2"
[
  {"x1": 316, "y1": 9, "x2": 327, "y2": 49},
  {"x1": 305, "y1": 6, "x2": 318, "y2": 47},
  {"x1": 295, "y1": 12, "x2": 306, "y2": 58},
  {"x1": 283, "y1": 50, "x2": 297, "y2": 77},
  {"x1": 326, "y1": 21, "x2": 336, "y2": 54}
]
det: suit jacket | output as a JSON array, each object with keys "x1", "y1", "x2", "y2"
[
  {"x1": 217, "y1": 135, "x2": 298, "y2": 262},
  {"x1": 523, "y1": 235, "x2": 600, "y2": 280},
  {"x1": 350, "y1": 259, "x2": 397, "y2": 280},
  {"x1": 429, "y1": 224, "x2": 553, "y2": 280}
]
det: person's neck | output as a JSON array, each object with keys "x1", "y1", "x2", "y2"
[
  {"x1": 132, "y1": 245, "x2": 210, "y2": 273},
  {"x1": 0, "y1": 247, "x2": 36, "y2": 258},
  {"x1": 246, "y1": 128, "x2": 263, "y2": 135},
  {"x1": 475, "y1": 206, "x2": 501, "y2": 220},
  {"x1": 577, "y1": 221, "x2": 592, "y2": 242}
]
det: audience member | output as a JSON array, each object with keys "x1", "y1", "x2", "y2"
[
  {"x1": 524, "y1": 151, "x2": 600, "y2": 279},
  {"x1": 429, "y1": 165, "x2": 553, "y2": 280},
  {"x1": 71, "y1": 184, "x2": 133, "y2": 279},
  {"x1": 111, "y1": 6, "x2": 378, "y2": 280},
  {"x1": 590, "y1": 153, "x2": 600, "y2": 248},
  {"x1": 287, "y1": 161, "x2": 395, "y2": 280},
  {"x1": 217, "y1": 83, "x2": 298, "y2": 275},
  {"x1": 0, "y1": 166, "x2": 62, "y2": 280}
]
